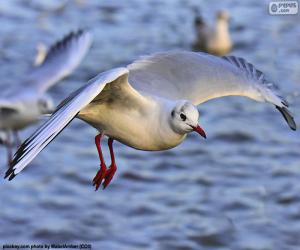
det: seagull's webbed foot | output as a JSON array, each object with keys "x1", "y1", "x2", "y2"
[
  {"x1": 92, "y1": 162, "x2": 117, "y2": 190},
  {"x1": 93, "y1": 135, "x2": 117, "y2": 191},
  {"x1": 93, "y1": 162, "x2": 107, "y2": 191},
  {"x1": 102, "y1": 162, "x2": 117, "y2": 189}
]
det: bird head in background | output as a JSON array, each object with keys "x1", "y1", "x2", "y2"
[
  {"x1": 37, "y1": 96, "x2": 54, "y2": 114},
  {"x1": 169, "y1": 100, "x2": 206, "y2": 138},
  {"x1": 194, "y1": 16, "x2": 205, "y2": 28},
  {"x1": 217, "y1": 10, "x2": 230, "y2": 22}
]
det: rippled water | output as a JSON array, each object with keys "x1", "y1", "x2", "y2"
[{"x1": 0, "y1": 0, "x2": 299, "y2": 249}]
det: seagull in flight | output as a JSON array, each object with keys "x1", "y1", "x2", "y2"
[
  {"x1": 0, "y1": 29, "x2": 92, "y2": 166},
  {"x1": 5, "y1": 51, "x2": 296, "y2": 190}
]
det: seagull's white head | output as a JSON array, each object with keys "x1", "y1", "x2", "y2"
[
  {"x1": 37, "y1": 96, "x2": 54, "y2": 114},
  {"x1": 169, "y1": 100, "x2": 206, "y2": 138}
]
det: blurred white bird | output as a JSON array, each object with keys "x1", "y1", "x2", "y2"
[
  {"x1": 5, "y1": 51, "x2": 296, "y2": 190},
  {"x1": 193, "y1": 10, "x2": 232, "y2": 56},
  {"x1": 0, "y1": 29, "x2": 93, "y2": 166}
]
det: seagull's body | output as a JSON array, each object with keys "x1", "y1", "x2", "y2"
[
  {"x1": 0, "y1": 30, "x2": 92, "y2": 165},
  {"x1": 80, "y1": 93, "x2": 185, "y2": 151},
  {"x1": 5, "y1": 51, "x2": 296, "y2": 190},
  {"x1": 193, "y1": 11, "x2": 232, "y2": 56},
  {"x1": 0, "y1": 93, "x2": 48, "y2": 131}
]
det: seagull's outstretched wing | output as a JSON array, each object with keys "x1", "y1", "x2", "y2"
[
  {"x1": 5, "y1": 68, "x2": 129, "y2": 180},
  {"x1": 24, "y1": 29, "x2": 92, "y2": 94},
  {"x1": 128, "y1": 51, "x2": 296, "y2": 130}
]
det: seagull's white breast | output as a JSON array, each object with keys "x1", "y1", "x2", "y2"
[{"x1": 78, "y1": 98, "x2": 185, "y2": 151}]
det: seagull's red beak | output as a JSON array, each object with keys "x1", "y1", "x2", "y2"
[{"x1": 192, "y1": 125, "x2": 206, "y2": 139}]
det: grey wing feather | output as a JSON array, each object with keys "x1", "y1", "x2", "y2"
[
  {"x1": 5, "y1": 67, "x2": 129, "y2": 180},
  {"x1": 0, "y1": 107, "x2": 18, "y2": 116},
  {"x1": 222, "y1": 56, "x2": 288, "y2": 106},
  {"x1": 0, "y1": 100, "x2": 19, "y2": 117},
  {"x1": 128, "y1": 51, "x2": 280, "y2": 105},
  {"x1": 24, "y1": 29, "x2": 93, "y2": 94},
  {"x1": 0, "y1": 101, "x2": 19, "y2": 125},
  {"x1": 128, "y1": 51, "x2": 296, "y2": 130},
  {"x1": 222, "y1": 56, "x2": 296, "y2": 130},
  {"x1": 128, "y1": 51, "x2": 258, "y2": 104}
]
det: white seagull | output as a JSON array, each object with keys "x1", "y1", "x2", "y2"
[
  {"x1": 0, "y1": 30, "x2": 92, "y2": 166},
  {"x1": 5, "y1": 51, "x2": 296, "y2": 190},
  {"x1": 193, "y1": 10, "x2": 232, "y2": 56}
]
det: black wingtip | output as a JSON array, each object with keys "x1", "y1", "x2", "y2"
[
  {"x1": 4, "y1": 167, "x2": 17, "y2": 181},
  {"x1": 276, "y1": 106, "x2": 297, "y2": 131},
  {"x1": 8, "y1": 172, "x2": 17, "y2": 181}
]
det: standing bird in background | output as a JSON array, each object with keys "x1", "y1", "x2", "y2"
[
  {"x1": 193, "y1": 10, "x2": 232, "y2": 56},
  {"x1": 0, "y1": 29, "x2": 93, "y2": 166},
  {"x1": 4, "y1": 51, "x2": 296, "y2": 190}
]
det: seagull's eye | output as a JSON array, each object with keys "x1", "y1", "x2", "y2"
[{"x1": 180, "y1": 113, "x2": 186, "y2": 121}]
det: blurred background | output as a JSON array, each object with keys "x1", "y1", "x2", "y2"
[{"x1": 0, "y1": 0, "x2": 299, "y2": 249}]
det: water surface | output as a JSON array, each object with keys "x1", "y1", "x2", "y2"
[{"x1": 0, "y1": 1, "x2": 299, "y2": 249}]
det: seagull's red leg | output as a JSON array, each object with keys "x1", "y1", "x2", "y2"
[
  {"x1": 103, "y1": 138, "x2": 117, "y2": 189},
  {"x1": 92, "y1": 134, "x2": 107, "y2": 191}
]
